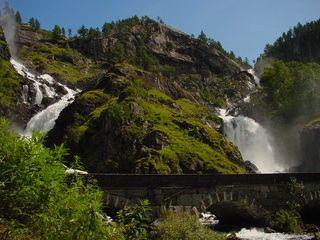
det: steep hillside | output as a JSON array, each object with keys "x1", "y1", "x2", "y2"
[
  {"x1": 261, "y1": 19, "x2": 320, "y2": 64},
  {"x1": 0, "y1": 29, "x2": 23, "y2": 121},
  {"x1": 4, "y1": 16, "x2": 256, "y2": 174},
  {"x1": 246, "y1": 19, "x2": 320, "y2": 171},
  {"x1": 47, "y1": 65, "x2": 245, "y2": 174}
]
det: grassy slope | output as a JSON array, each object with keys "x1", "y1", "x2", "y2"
[
  {"x1": 60, "y1": 75, "x2": 244, "y2": 174},
  {"x1": 19, "y1": 41, "x2": 100, "y2": 83}
]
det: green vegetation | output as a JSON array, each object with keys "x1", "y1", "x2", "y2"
[
  {"x1": 270, "y1": 209, "x2": 301, "y2": 233},
  {"x1": 155, "y1": 211, "x2": 226, "y2": 240},
  {"x1": 1, "y1": 118, "x2": 229, "y2": 239},
  {"x1": 19, "y1": 43, "x2": 100, "y2": 83},
  {"x1": 0, "y1": 58, "x2": 20, "y2": 109},
  {"x1": 28, "y1": 17, "x2": 41, "y2": 30},
  {"x1": 116, "y1": 200, "x2": 152, "y2": 240},
  {"x1": 248, "y1": 61, "x2": 320, "y2": 125},
  {"x1": 15, "y1": 11, "x2": 22, "y2": 24},
  {"x1": 262, "y1": 18, "x2": 320, "y2": 63},
  {"x1": 51, "y1": 74, "x2": 245, "y2": 174},
  {"x1": 52, "y1": 25, "x2": 64, "y2": 40},
  {"x1": 197, "y1": 30, "x2": 251, "y2": 68},
  {"x1": 0, "y1": 117, "x2": 124, "y2": 239}
]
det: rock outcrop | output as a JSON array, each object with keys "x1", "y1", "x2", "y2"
[
  {"x1": 2, "y1": 18, "x2": 254, "y2": 174},
  {"x1": 299, "y1": 119, "x2": 320, "y2": 172},
  {"x1": 47, "y1": 67, "x2": 246, "y2": 174}
]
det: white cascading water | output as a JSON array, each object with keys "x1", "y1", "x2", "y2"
[
  {"x1": 235, "y1": 228, "x2": 312, "y2": 240},
  {"x1": 248, "y1": 68, "x2": 260, "y2": 86},
  {"x1": 218, "y1": 69, "x2": 284, "y2": 173},
  {"x1": 219, "y1": 109, "x2": 284, "y2": 173},
  {"x1": 10, "y1": 59, "x2": 79, "y2": 135}
]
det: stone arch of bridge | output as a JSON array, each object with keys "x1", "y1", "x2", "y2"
[
  {"x1": 200, "y1": 190, "x2": 258, "y2": 211},
  {"x1": 103, "y1": 192, "x2": 137, "y2": 209}
]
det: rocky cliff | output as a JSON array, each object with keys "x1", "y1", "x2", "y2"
[
  {"x1": 4, "y1": 17, "x2": 255, "y2": 174},
  {"x1": 47, "y1": 63, "x2": 245, "y2": 174},
  {"x1": 299, "y1": 119, "x2": 320, "y2": 172}
]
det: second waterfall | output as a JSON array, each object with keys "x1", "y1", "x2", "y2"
[{"x1": 219, "y1": 109, "x2": 284, "y2": 173}]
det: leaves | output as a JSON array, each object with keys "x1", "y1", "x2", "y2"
[{"x1": 0, "y1": 117, "x2": 124, "y2": 239}]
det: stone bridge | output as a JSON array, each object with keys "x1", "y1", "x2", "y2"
[{"x1": 92, "y1": 173, "x2": 320, "y2": 219}]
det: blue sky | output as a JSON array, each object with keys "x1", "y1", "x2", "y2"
[{"x1": 6, "y1": 0, "x2": 320, "y2": 63}]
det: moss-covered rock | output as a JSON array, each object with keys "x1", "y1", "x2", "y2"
[
  {"x1": 0, "y1": 58, "x2": 21, "y2": 112},
  {"x1": 19, "y1": 42, "x2": 100, "y2": 83},
  {"x1": 47, "y1": 75, "x2": 245, "y2": 174}
]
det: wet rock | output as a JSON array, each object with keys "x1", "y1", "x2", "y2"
[
  {"x1": 143, "y1": 130, "x2": 170, "y2": 150},
  {"x1": 264, "y1": 227, "x2": 276, "y2": 233},
  {"x1": 226, "y1": 233, "x2": 242, "y2": 240},
  {"x1": 244, "y1": 160, "x2": 259, "y2": 173}
]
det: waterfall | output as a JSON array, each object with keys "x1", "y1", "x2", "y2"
[
  {"x1": 23, "y1": 86, "x2": 77, "y2": 135},
  {"x1": 10, "y1": 59, "x2": 79, "y2": 136},
  {"x1": 217, "y1": 69, "x2": 284, "y2": 173},
  {"x1": 219, "y1": 109, "x2": 284, "y2": 173},
  {"x1": 248, "y1": 68, "x2": 260, "y2": 86}
]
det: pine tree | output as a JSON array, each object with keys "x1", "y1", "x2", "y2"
[
  {"x1": 62, "y1": 27, "x2": 65, "y2": 37},
  {"x1": 28, "y1": 17, "x2": 35, "y2": 27},
  {"x1": 77, "y1": 25, "x2": 88, "y2": 39},
  {"x1": 15, "y1": 11, "x2": 22, "y2": 24},
  {"x1": 68, "y1": 28, "x2": 72, "y2": 38},
  {"x1": 34, "y1": 19, "x2": 40, "y2": 30},
  {"x1": 198, "y1": 31, "x2": 207, "y2": 43},
  {"x1": 52, "y1": 25, "x2": 62, "y2": 40}
]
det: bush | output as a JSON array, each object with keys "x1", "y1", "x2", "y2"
[
  {"x1": 0, "y1": 117, "x2": 124, "y2": 239},
  {"x1": 116, "y1": 199, "x2": 152, "y2": 240},
  {"x1": 155, "y1": 211, "x2": 226, "y2": 240},
  {"x1": 270, "y1": 209, "x2": 301, "y2": 233}
]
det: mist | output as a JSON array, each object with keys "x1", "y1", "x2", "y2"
[{"x1": 0, "y1": 2, "x2": 17, "y2": 58}]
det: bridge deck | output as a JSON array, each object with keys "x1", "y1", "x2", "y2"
[{"x1": 90, "y1": 173, "x2": 320, "y2": 188}]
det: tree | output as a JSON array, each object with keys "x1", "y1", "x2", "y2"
[
  {"x1": 102, "y1": 22, "x2": 113, "y2": 35},
  {"x1": 198, "y1": 30, "x2": 207, "y2": 42},
  {"x1": 34, "y1": 19, "x2": 40, "y2": 30},
  {"x1": 244, "y1": 57, "x2": 250, "y2": 65},
  {"x1": 15, "y1": 11, "x2": 22, "y2": 24},
  {"x1": 68, "y1": 28, "x2": 72, "y2": 38},
  {"x1": 52, "y1": 25, "x2": 62, "y2": 40},
  {"x1": 77, "y1": 25, "x2": 88, "y2": 39},
  {"x1": 88, "y1": 27, "x2": 100, "y2": 39},
  {"x1": 229, "y1": 51, "x2": 236, "y2": 58},
  {"x1": 28, "y1": 17, "x2": 35, "y2": 27},
  {"x1": 157, "y1": 16, "x2": 164, "y2": 24},
  {"x1": 62, "y1": 27, "x2": 65, "y2": 37}
]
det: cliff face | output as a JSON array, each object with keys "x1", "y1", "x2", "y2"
[
  {"x1": 299, "y1": 119, "x2": 320, "y2": 172},
  {"x1": 4, "y1": 18, "x2": 255, "y2": 174},
  {"x1": 47, "y1": 65, "x2": 245, "y2": 174}
]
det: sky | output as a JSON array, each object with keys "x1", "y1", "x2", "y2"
[{"x1": 6, "y1": 0, "x2": 320, "y2": 63}]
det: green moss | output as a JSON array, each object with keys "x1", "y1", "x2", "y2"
[
  {"x1": 306, "y1": 118, "x2": 320, "y2": 127},
  {"x1": 0, "y1": 58, "x2": 20, "y2": 108},
  {"x1": 19, "y1": 43, "x2": 100, "y2": 83},
  {"x1": 135, "y1": 89, "x2": 245, "y2": 174},
  {"x1": 0, "y1": 40, "x2": 7, "y2": 46},
  {"x1": 56, "y1": 78, "x2": 244, "y2": 174}
]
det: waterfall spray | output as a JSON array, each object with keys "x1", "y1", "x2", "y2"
[
  {"x1": 219, "y1": 109, "x2": 284, "y2": 173},
  {"x1": 0, "y1": 2, "x2": 17, "y2": 58}
]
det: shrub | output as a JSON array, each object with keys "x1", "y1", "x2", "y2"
[
  {"x1": 270, "y1": 209, "x2": 301, "y2": 233},
  {"x1": 116, "y1": 199, "x2": 152, "y2": 240},
  {"x1": 0, "y1": 117, "x2": 124, "y2": 239},
  {"x1": 155, "y1": 211, "x2": 226, "y2": 240}
]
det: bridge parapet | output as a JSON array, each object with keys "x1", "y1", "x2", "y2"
[{"x1": 91, "y1": 173, "x2": 320, "y2": 213}]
